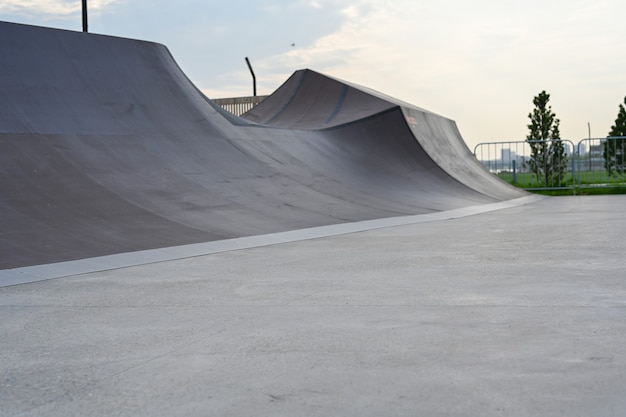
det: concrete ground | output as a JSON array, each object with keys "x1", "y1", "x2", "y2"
[{"x1": 2, "y1": 195, "x2": 626, "y2": 417}]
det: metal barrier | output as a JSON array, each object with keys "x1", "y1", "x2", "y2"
[
  {"x1": 212, "y1": 95, "x2": 269, "y2": 116},
  {"x1": 575, "y1": 137, "x2": 626, "y2": 189},
  {"x1": 473, "y1": 140, "x2": 576, "y2": 192},
  {"x1": 474, "y1": 137, "x2": 626, "y2": 192}
]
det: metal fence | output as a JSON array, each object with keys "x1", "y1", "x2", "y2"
[
  {"x1": 575, "y1": 137, "x2": 626, "y2": 189},
  {"x1": 474, "y1": 137, "x2": 626, "y2": 192},
  {"x1": 211, "y1": 95, "x2": 268, "y2": 116}
]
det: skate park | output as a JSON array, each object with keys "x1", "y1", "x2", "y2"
[{"x1": 1, "y1": 21, "x2": 625, "y2": 416}]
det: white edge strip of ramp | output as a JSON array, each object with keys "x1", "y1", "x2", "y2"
[{"x1": 0, "y1": 195, "x2": 543, "y2": 287}]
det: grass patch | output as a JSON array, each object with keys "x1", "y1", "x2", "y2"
[
  {"x1": 530, "y1": 188, "x2": 626, "y2": 196},
  {"x1": 496, "y1": 170, "x2": 626, "y2": 196}
]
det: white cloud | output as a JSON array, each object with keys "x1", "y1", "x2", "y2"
[
  {"x1": 3, "y1": 0, "x2": 624, "y2": 147},
  {"x1": 241, "y1": 0, "x2": 626, "y2": 147}
]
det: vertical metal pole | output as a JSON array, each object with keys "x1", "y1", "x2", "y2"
[
  {"x1": 512, "y1": 159, "x2": 517, "y2": 184},
  {"x1": 587, "y1": 122, "x2": 592, "y2": 181},
  {"x1": 245, "y1": 57, "x2": 256, "y2": 97},
  {"x1": 571, "y1": 141, "x2": 577, "y2": 195},
  {"x1": 576, "y1": 140, "x2": 580, "y2": 186},
  {"x1": 82, "y1": 0, "x2": 88, "y2": 32}
]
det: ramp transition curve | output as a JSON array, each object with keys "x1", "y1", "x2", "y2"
[{"x1": 0, "y1": 21, "x2": 525, "y2": 269}]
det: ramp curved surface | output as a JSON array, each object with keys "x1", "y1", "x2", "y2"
[{"x1": 0, "y1": 21, "x2": 526, "y2": 270}]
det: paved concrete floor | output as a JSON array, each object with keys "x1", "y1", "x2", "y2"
[{"x1": 2, "y1": 195, "x2": 626, "y2": 416}]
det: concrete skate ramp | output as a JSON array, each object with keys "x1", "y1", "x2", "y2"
[{"x1": 0, "y1": 21, "x2": 525, "y2": 270}]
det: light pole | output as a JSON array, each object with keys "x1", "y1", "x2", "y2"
[
  {"x1": 82, "y1": 0, "x2": 88, "y2": 32},
  {"x1": 245, "y1": 57, "x2": 256, "y2": 97}
]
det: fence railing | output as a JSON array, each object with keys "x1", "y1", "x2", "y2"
[
  {"x1": 575, "y1": 137, "x2": 626, "y2": 188},
  {"x1": 474, "y1": 137, "x2": 626, "y2": 192},
  {"x1": 211, "y1": 95, "x2": 269, "y2": 116}
]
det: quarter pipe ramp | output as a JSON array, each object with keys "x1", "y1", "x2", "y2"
[{"x1": 0, "y1": 21, "x2": 525, "y2": 269}]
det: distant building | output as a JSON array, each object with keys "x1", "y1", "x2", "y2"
[
  {"x1": 589, "y1": 142, "x2": 603, "y2": 157},
  {"x1": 583, "y1": 140, "x2": 606, "y2": 171},
  {"x1": 501, "y1": 149, "x2": 516, "y2": 164}
]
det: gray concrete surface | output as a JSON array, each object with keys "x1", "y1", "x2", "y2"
[
  {"x1": 2, "y1": 195, "x2": 626, "y2": 416},
  {"x1": 0, "y1": 195, "x2": 542, "y2": 287}
]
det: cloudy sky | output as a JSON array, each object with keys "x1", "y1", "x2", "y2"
[{"x1": 2, "y1": 0, "x2": 625, "y2": 149}]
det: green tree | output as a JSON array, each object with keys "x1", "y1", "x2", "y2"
[
  {"x1": 603, "y1": 96, "x2": 626, "y2": 176},
  {"x1": 526, "y1": 91, "x2": 566, "y2": 186}
]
